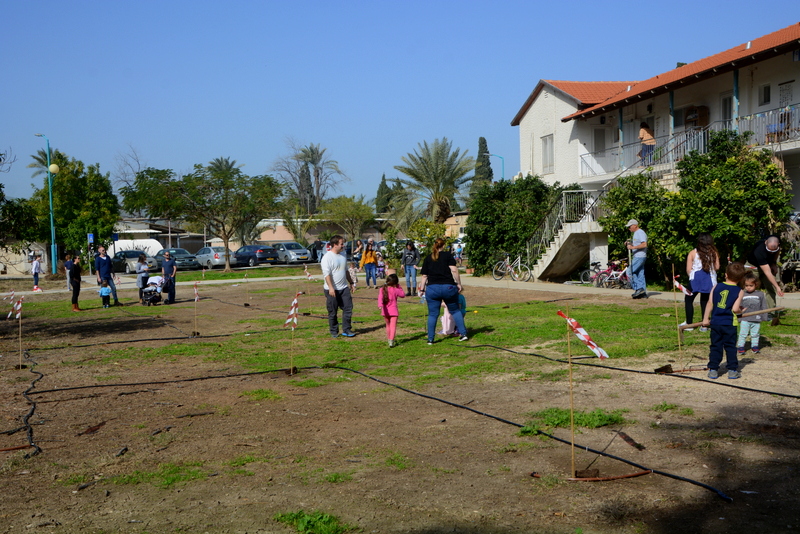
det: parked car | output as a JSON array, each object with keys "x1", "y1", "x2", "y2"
[
  {"x1": 234, "y1": 244, "x2": 279, "y2": 266},
  {"x1": 271, "y1": 242, "x2": 312, "y2": 264},
  {"x1": 154, "y1": 248, "x2": 201, "y2": 270},
  {"x1": 309, "y1": 241, "x2": 329, "y2": 262},
  {"x1": 195, "y1": 246, "x2": 240, "y2": 269},
  {"x1": 111, "y1": 250, "x2": 158, "y2": 274}
]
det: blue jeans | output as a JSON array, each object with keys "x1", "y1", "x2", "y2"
[
  {"x1": 33, "y1": 273, "x2": 39, "y2": 287},
  {"x1": 404, "y1": 265, "x2": 417, "y2": 290},
  {"x1": 630, "y1": 255, "x2": 646, "y2": 293},
  {"x1": 708, "y1": 324, "x2": 738, "y2": 371},
  {"x1": 425, "y1": 284, "x2": 466, "y2": 341},
  {"x1": 364, "y1": 263, "x2": 377, "y2": 287}
]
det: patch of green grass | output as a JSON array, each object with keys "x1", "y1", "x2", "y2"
[
  {"x1": 679, "y1": 408, "x2": 695, "y2": 416},
  {"x1": 94, "y1": 375, "x2": 121, "y2": 382},
  {"x1": 274, "y1": 509, "x2": 356, "y2": 534},
  {"x1": 323, "y1": 472, "x2": 352, "y2": 483},
  {"x1": 385, "y1": 452, "x2": 411, "y2": 470},
  {"x1": 650, "y1": 402, "x2": 678, "y2": 412},
  {"x1": 110, "y1": 462, "x2": 206, "y2": 488},
  {"x1": 536, "y1": 473, "x2": 563, "y2": 488},
  {"x1": 520, "y1": 407, "x2": 632, "y2": 435},
  {"x1": 229, "y1": 468, "x2": 254, "y2": 476},
  {"x1": 288, "y1": 375, "x2": 350, "y2": 388},
  {"x1": 240, "y1": 388, "x2": 282, "y2": 401},
  {"x1": 57, "y1": 473, "x2": 91, "y2": 486},
  {"x1": 430, "y1": 467, "x2": 457, "y2": 474}
]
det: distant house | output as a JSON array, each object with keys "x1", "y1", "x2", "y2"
[{"x1": 512, "y1": 22, "x2": 800, "y2": 280}]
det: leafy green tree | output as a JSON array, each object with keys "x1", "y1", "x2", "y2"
[
  {"x1": 281, "y1": 203, "x2": 317, "y2": 246},
  {"x1": 375, "y1": 174, "x2": 391, "y2": 214},
  {"x1": 28, "y1": 150, "x2": 120, "y2": 254},
  {"x1": 121, "y1": 162, "x2": 283, "y2": 270},
  {"x1": 321, "y1": 195, "x2": 375, "y2": 242},
  {"x1": 406, "y1": 219, "x2": 448, "y2": 258},
  {"x1": 0, "y1": 184, "x2": 38, "y2": 252},
  {"x1": 465, "y1": 176, "x2": 553, "y2": 276},
  {"x1": 394, "y1": 138, "x2": 475, "y2": 223},
  {"x1": 599, "y1": 130, "x2": 792, "y2": 283},
  {"x1": 469, "y1": 137, "x2": 494, "y2": 202}
]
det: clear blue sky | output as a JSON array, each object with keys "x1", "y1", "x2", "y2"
[{"x1": 3, "y1": 1, "x2": 797, "y2": 202}]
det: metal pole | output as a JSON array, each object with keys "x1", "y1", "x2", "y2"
[
  {"x1": 485, "y1": 153, "x2": 505, "y2": 180},
  {"x1": 35, "y1": 134, "x2": 58, "y2": 274}
]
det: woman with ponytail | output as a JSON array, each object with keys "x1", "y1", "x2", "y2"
[{"x1": 417, "y1": 238, "x2": 468, "y2": 344}]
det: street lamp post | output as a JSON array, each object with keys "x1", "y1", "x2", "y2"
[
  {"x1": 484, "y1": 153, "x2": 504, "y2": 180},
  {"x1": 34, "y1": 134, "x2": 59, "y2": 274}
]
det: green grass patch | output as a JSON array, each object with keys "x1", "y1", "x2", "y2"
[
  {"x1": 679, "y1": 408, "x2": 695, "y2": 416},
  {"x1": 274, "y1": 509, "x2": 356, "y2": 534},
  {"x1": 520, "y1": 407, "x2": 632, "y2": 435},
  {"x1": 240, "y1": 388, "x2": 282, "y2": 401},
  {"x1": 57, "y1": 473, "x2": 91, "y2": 486},
  {"x1": 323, "y1": 472, "x2": 352, "y2": 483},
  {"x1": 650, "y1": 402, "x2": 678, "y2": 412},
  {"x1": 385, "y1": 452, "x2": 411, "y2": 470},
  {"x1": 110, "y1": 462, "x2": 206, "y2": 488}
]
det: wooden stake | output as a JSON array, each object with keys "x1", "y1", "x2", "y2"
[
  {"x1": 18, "y1": 313, "x2": 23, "y2": 369},
  {"x1": 672, "y1": 265, "x2": 686, "y2": 368},
  {"x1": 566, "y1": 303, "x2": 576, "y2": 478}
]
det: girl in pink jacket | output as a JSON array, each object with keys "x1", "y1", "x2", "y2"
[{"x1": 378, "y1": 274, "x2": 405, "y2": 347}]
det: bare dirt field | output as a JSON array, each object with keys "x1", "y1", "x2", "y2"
[{"x1": 1, "y1": 279, "x2": 799, "y2": 534}]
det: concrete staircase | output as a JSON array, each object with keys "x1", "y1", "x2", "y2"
[{"x1": 532, "y1": 220, "x2": 606, "y2": 281}]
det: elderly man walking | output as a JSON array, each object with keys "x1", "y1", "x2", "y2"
[{"x1": 626, "y1": 219, "x2": 648, "y2": 299}]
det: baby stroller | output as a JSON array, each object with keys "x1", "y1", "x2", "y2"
[{"x1": 142, "y1": 275, "x2": 164, "y2": 306}]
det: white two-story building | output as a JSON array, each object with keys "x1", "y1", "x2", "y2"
[{"x1": 513, "y1": 22, "x2": 800, "y2": 280}]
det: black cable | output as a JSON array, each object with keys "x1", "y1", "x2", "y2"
[{"x1": 20, "y1": 350, "x2": 43, "y2": 457}]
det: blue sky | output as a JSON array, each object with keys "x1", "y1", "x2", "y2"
[{"x1": 3, "y1": 1, "x2": 797, "y2": 202}]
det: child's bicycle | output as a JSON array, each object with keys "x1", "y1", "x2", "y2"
[
  {"x1": 598, "y1": 259, "x2": 631, "y2": 289},
  {"x1": 492, "y1": 252, "x2": 532, "y2": 282},
  {"x1": 579, "y1": 262, "x2": 602, "y2": 284}
]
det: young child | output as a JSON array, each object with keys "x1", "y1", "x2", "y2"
[
  {"x1": 377, "y1": 274, "x2": 405, "y2": 347},
  {"x1": 702, "y1": 262, "x2": 746, "y2": 380},
  {"x1": 439, "y1": 292, "x2": 467, "y2": 336},
  {"x1": 348, "y1": 261, "x2": 359, "y2": 292},
  {"x1": 376, "y1": 253, "x2": 386, "y2": 279},
  {"x1": 99, "y1": 279, "x2": 113, "y2": 308},
  {"x1": 32, "y1": 254, "x2": 43, "y2": 292},
  {"x1": 737, "y1": 272, "x2": 768, "y2": 354}
]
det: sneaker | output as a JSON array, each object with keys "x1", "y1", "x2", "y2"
[
  {"x1": 728, "y1": 370, "x2": 741, "y2": 379},
  {"x1": 737, "y1": 347, "x2": 746, "y2": 355},
  {"x1": 751, "y1": 346, "x2": 760, "y2": 354},
  {"x1": 699, "y1": 327, "x2": 709, "y2": 332},
  {"x1": 679, "y1": 322, "x2": 694, "y2": 332},
  {"x1": 458, "y1": 335, "x2": 469, "y2": 342},
  {"x1": 388, "y1": 340, "x2": 395, "y2": 348},
  {"x1": 341, "y1": 331, "x2": 357, "y2": 337},
  {"x1": 427, "y1": 340, "x2": 435, "y2": 345},
  {"x1": 707, "y1": 369, "x2": 719, "y2": 379},
  {"x1": 331, "y1": 333, "x2": 339, "y2": 338}
]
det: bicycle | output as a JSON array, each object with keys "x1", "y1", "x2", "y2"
[
  {"x1": 598, "y1": 259, "x2": 631, "y2": 289},
  {"x1": 492, "y1": 253, "x2": 532, "y2": 282},
  {"x1": 579, "y1": 262, "x2": 602, "y2": 284}
]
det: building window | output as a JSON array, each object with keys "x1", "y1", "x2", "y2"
[
  {"x1": 674, "y1": 108, "x2": 685, "y2": 128},
  {"x1": 542, "y1": 135, "x2": 554, "y2": 174},
  {"x1": 759, "y1": 84, "x2": 771, "y2": 106}
]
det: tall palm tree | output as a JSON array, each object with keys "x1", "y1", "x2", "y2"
[
  {"x1": 207, "y1": 157, "x2": 242, "y2": 175},
  {"x1": 28, "y1": 148, "x2": 68, "y2": 179},
  {"x1": 393, "y1": 138, "x2": 474, "y2": 223},
  {"x1": 294, "y1": 143, "x2": 346, "y2": 209}
]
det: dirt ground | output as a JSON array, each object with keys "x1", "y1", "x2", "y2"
[{"x1": 1, "y1": 279, "x2": 799, "y2": 534}]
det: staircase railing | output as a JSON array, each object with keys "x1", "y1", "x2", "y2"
[{"x1": 527, "y1": 190, "x2": 604, "y2": 265}]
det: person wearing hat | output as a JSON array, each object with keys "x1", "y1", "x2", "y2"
[
  {"x1": 746, "y1": 235, "x2": 783, "y2": 323},
  {"x1": 626, "y1": 219, "x2": 648, "y2": 299}
]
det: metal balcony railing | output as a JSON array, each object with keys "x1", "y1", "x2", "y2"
[{"x1": 527, "y1": 190, "x2": 604, "y2": 265}]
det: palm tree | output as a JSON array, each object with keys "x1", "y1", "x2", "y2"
[
  {"x1": 28, "y1": 148, "x2": 68, "y2": 179},
  {"x1": 393, "y1": 138, "x2": 475, "y2": 223},
  {"x1": 294, "y1": 143, "x2": 346, "y2": 209},
  {"x1": 208, "y1": 157, "x2": 242, "y2": 175}
]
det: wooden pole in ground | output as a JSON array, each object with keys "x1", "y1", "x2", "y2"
[
  {"x1": 566, "y1": 303, "x2": 576, "y2": 478},
  {"x1": 672, "y1": 265, "x2": 687, "y2": 368},
  {"x1": 18, "y1": 311, "x2": 23, "y2": 369}
]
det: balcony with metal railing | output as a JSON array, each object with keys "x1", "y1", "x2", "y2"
[{"x1": 578, "y1": 103, "x2": 800, "y2": 179}]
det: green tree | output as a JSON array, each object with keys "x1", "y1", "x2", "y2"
[
  {"x1": 0, "y1": 184, "x2": 38, "y2": 252},
  {"x1": 121, "y1": 162, "x2": 283, "y2": 270},
  {"x1": 321, "y1": 195, "x2": 375, "y2": 242},
  {"x1": 598, "y1": 130, "x2": 793, "y2": 283},
  {"x1": 281, "y1": 203, "x2": 317, "y2": 246},
  {"x1": 465, "y1": 176, "x2": 553, "y2": 276},
  {"x1": 28, "y1": 150, "x2": 120, "y2": 254},
  {"x1": 394, "y1": 138, "x2": 475, "y2": 223},
  {"x1": 469, "y1": 137, "x2": 494, "y2": 202},
  {"x1": 406, "y1": 219, "x2": 448, "y2": 258},
  {"x1": 375, "y1": 174, "x2": 391, "y2": 214}
]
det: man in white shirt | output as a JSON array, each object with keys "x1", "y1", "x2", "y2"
[{"x1": 321, "y1": 235, "x2": 356, "y2": 338}]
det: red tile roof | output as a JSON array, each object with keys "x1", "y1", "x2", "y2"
[
  {"x1": 511, "y1": 80, "x2": 636, "y2": 126},
  {"x1": 562, "y1": 22, "x2": 800, "y2": 122}
]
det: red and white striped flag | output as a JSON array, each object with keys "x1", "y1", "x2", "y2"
[
  {"x1": 304, "y1": 264, "x2": 316, "y2": 281},
  {"x1": 673, "y1": 276, "x2": 692, "y2": 296},
  {"x1": 283, "y1": 291, "x2": 302, "y2": 330},
  {"x1": 194, "y1": 281, "x2": 200, "y2": 302},
  {"x1": 7, "y1": 297, "x2": 24, "y2": 320},
  {"x1": 556, "y1": 310, "x2": 609, "y2": 360},
  {"x1": 3, "y1": 291, "x2": 14, "y2": 301}
]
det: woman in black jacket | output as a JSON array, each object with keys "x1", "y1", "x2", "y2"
[{"x1": 401, "y1": 242, "x2": 420, "y2": 296}]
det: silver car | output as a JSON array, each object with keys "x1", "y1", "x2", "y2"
[
  {"x1": 195, "y1": 246, "x2": 239, "y2": 269},
  {"x1": 111, "y1": 250, "x2": 158, "y2": 274},
  {"x1": 271, "y1": 242, "x2": 311, "y2": 264}
]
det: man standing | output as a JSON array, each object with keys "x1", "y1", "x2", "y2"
[
  {"x1": 161, "y1": 250, "x2": 177, "y2": 304},
  {"x1": 321, "y1": 235, "x2": 356, "y2": 338},
  {"x1": 64, "y1": 254, "x2": 73, "y2": 291},
  {"x1": 95, "y1": 246, "x2": 120, "y2": 305},
  {"x1": 746, "y1": 235, "x2": 783, "y2": 323},
  {"x1": 626, "y1": 219, "x2": 648, "y2": 299}
]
